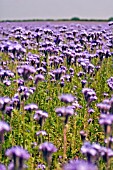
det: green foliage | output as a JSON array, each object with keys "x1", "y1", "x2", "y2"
[{"x1": 108, "y1": 17, "x2": 113, "y2": 21}]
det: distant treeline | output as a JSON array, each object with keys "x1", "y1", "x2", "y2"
[{"x1": 0, "y1": 17, "x2": 113, "y2": 22}]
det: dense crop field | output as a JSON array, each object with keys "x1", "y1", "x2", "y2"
[{"x1": 0, "y1": 21, "x2": 113, "y2": 170}]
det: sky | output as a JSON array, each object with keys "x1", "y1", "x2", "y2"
[{"x1": 0, "y1": 0, "x2": 113, "y2": 20}]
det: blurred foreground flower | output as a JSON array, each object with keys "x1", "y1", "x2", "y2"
[
  {"x1": 34, "y1": 74, "x2": 45, "y2": 85},
  {"x1": 0, "y1": 164, "x2": 6, "y2": 170},
  {"x1": 63, "y1": 159, "x2": 98, "y2": 170},
  {"x1": 5, "y1": 146, "x2": 30, "y2": 169}
]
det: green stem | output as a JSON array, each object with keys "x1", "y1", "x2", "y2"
[{"x1": 63, "y1": 124, "x2": 68, "y2": 161}]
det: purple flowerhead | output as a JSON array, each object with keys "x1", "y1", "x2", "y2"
[
  {"x1": 3, "y1": 80, "x2": 11, "y2": 86},
  {"x1": 81, "y1": 142, "x2": 98, "y2": 162},
  {"x1": 0, "y1": 164, "x2": 6, "y2": 170},
  {"x1": 36, "y1": 163, "x2": 46, "y2": 170},
  {"x1": 17, "y1": 65, "x2": 36, "y2": 81},
  {"x1": 59, "y1": 94, "x2": 74, "y2": 104},
  {"x1": 80, "y1": 130, "x2": 87, "y2": 142},
  {"x1": 34, "y1": 74, "x2": 45, "y2": 85},
  {"x1": 5, "y1": 106, "x2": 13, "y2": 117},
  {"x1": 99, "y1": 115, "x2": 112, "y2": 136},
  {"x1": 63, "y1": 159, "x2": 98, "y2": 170},
  {"x1": 97, "y1": 102, "x2": 111, "y2": 114},
  {"x1": 81, "y1": 80, "x2": 87, "y2": 88},
  {"x1": 88, "y1": 108, "x2": 95, "y2": 114},
  {"x1": 82, "y1": 88, "x2": 97, "y2": 106},
  {"x1": 6, "y1": 146, "x2": 30, "y2": 160},
  {"x1": 36, "y1": 130, "x2": 47, "y2": 136},
  {"x1": 16, "y1": 79, "x2": 24, "y2": 87},
  {"x1": 107, "y1": 77, "x2": 113, "y2": 91},
  {"x1": 55, "y1": 106, "x2": 74, "y2": 124},
  {"x1": 39, "y1": 142, "x2": 57, "y2": 164},
  {"x1": 100, "y1": 147, "x2": 113, "y2": 162},
  {"x1": 11, "y1": 96, "x2": 20, "y2": 110},
  {"x1": 6, "y1": 146, "x2": 30, "y2": 169},
  {"x1": 0, "y1": 121, "x2": 10, "y2": 142},
  {"x1": 34, "y1": 110, "x2": 48, "y2": 127},
  {"x1": 0, "y1": 97, "x2": 11, "y2": 111},
  {"x1": 24, "y1": 103, "x2": 38, "y2": 112}
]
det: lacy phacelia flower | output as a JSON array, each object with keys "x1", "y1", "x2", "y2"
[
  {"x1": 0, "y1": 121, "x2": 10, "y2": 142},
  {"x1": 24, "y1": 103, "x2": 38, "y2": 112},
  {"x1": 6, "y1": 146, "x2": 30, "y2": 169},
  {"x1": 0, "y1": 97, "x2": 11, "y2": 111},
  {"x1": 82, "y1": 88, "x2": 97, "y2": 106},
  {"x1": 17, "y1": 65, "x2": 36, "y2": 80},
  {"x1": 34, "y1": 110, "x2": 48, "y2": 127},
  {"x1": 59, "y1": 94, "x2": 75, "y2": 104},
  {"x1": 55, "y1": 106, "x2": 74, "y2": 124},
  {"x1": 34, "y1": 74, "x2": 45, "y2": 85},
  {"x1": 63, "y1": 159, "x2": 98, "y2": 170},
  {"x1": 0, "y1": 164, "x2": 6, "y2": 170},
  {"x1": 39, "y1": 142, "x2": 57, "y2": 164}
]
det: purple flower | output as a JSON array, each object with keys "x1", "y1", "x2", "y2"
[
  {"x1": 60, "y1": 81, "x2": 65, "y2": 87},
  {"x1": 0, "y1": 121, "x2": 10, "y2": 142},
  {"x1": 100, "y1": 147, "x2": 113, "y2": 162},
  {"x1": 63, "y1": 159, "x2": 98, "y2": 170},
  {"x1": 55, "y1": 106, "x2": 74, "y2": 116},
  {"x1": 82, "y1": 88, "x2": 97, "y2": 106},
  {"x1": 5, "y1": 106, "x2": 13, "y2": 117},
  {"x1": 0, "y1": 97, "x2": 11, "y2": 111},
  {"x1": 6, "y1": 146, "x2": 30, "y2": 159},
  {"x1": 24, "y1": 103, "x2": 38, "y2": 112},
  {"x1": 81, "y1": 80, "x2": 87, "y2": 88},
  {"x1": 6, "y1": 146, "x2": 30, "y2": 169},
  {"x1": 88, "y1": 108, "x2": 95, "y2": 114},
  {"x1": 55, "y1": 106, "x2": 74, "y2": 124},
  {"x1": 3, "y1": 80, "x2": 11, "y2": 86},
  {"x1": 99, "y1": 115, "x2": 112, "y2": 136},
  {"x1": 17, "y1": 65, "x2": 36, "y2": 80},
  {"x1": 107, "y1": 77, "x2": 113, "y2": 91},
  {"x1": 11, "y1": 96, "x2": 20, "y2": 110},
  {"x1": 36, "y1": 130, "x2": 47, "y2": 136},
  {"x1": 0, "y1": 164, "x2": 6, "y2": 170},
  {"x1": 16, "y1": 79, "x2": 24, "y2": 87},
  {"x1": 80, "y1": 130, "x2": 87, "y2": 142},
  {"x1": 81, "y1": 142, "x2": 98, "y2": 162},
  {"x1": 36, "y1": 163, "x2": 46, "y2": 170},
  {"x1": 34, "y1": 74, "x2": 45, "y2": 85},
  {"x1": 97, "y1": 101, "x2": 111, "y2": 114},
  {"x1": 59, "y1": 94, "x2": 74, "y2": 104},
  {"x1": 39, "y1": 142, "x2": 57, "y2": 164},
  {"x1": 53, "y1": 69, "x2": 62, "y2": 80},
  {"x1": 34, "y1": 110, "x2": 48, "y2": 127}
]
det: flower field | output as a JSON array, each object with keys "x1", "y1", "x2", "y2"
[{"x1": 0, "y1": 21, "x2": 113, "y2": 169}]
